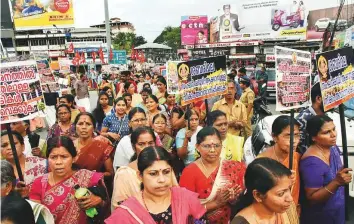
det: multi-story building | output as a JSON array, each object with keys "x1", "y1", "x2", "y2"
[
  {"x1": 1, "y1": 0, "x2": 16, "y2": 58},
  {"x1": 90, "y1": 17, "x2": 135, "y2": 37}
]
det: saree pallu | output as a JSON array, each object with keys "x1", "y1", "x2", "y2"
[
  {"x1": 180, "y1": 160, "x2": 246, "y2": 224},
  {"x1": 105, "y1": 187, "x2": 206, "y2": 224},
  {"x1": 24, "y1": 156, "x2": 48, "y2": 191},
  {"x1": 36, "y1": 169, "x2": 104, "y2": 224},
  {"x1": 74, "y1": 138, "x2": 113, "y2": 172},
  {"x1": 300, "y1": 146, "x2": 345, "y2": 224}
]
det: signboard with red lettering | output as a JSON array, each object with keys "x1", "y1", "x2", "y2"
[
  {"x1": 266, "y1": 54, "x2": 275, "y2": 62},
  {"x1": 275, "y1": 46, "x2": 311, "y2": 111},
  {"x1": 0, "y1": 60, "x2": 46, "y2": 123}
]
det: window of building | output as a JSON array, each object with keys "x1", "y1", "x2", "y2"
[{"x1": 15, "y1": 39, "x2": 28, "y2": 47}]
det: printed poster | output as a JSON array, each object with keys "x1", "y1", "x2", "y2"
[
  {"x1": 58, "y1": 58, "x2": 71, "y2": 74},
  {"x1": 36, "y1": 59, "x2": 60, "y2": 93},
  {"x1": 166, "y1": 61, "x2": 181, "y2": 94},
  {"x1": 316, "y1": 47, "x2": 354, "y2": 111},
  {"x1": 0, "y1": 60, "x2": 46, "y2": 124},
  {"x1": 177, "y1": 56, "x2": 228, "y2": 106},
  {"x1": 181, "y1": 15, "x2": 208, "y2": 45},
  {"x1": 275, "y1": 46, "x2": 311, "y2": 111}
]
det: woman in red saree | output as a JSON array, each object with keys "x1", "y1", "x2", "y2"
[
  {"x1": 29, "y1": 136, "x2": 109, "y2": 224},
  {"x1": 105, "y1": 146, "x2": 207, "y2": 224},
  {"x1": 180, "y1": 127, "x2": 246, "y2": 224},
  {"x1": 73, "y1": 112, "x2": 114, "y2": 180}
]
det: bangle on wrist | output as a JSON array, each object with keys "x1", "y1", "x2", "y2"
[
  {"x1": 324, "y1": 186, "x2": 334, "y2": 195},
  {"x1": 204, "y1": 203, "x2": 207, "y2": 210}
]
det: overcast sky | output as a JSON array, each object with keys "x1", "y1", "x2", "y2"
[{"x1": 73, "y1": 0, "x2": 348, "y2": 42}]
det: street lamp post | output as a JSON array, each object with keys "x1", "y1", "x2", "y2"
[{"x1": 52, "y1": 24, "x2": 64, "y2": 57}]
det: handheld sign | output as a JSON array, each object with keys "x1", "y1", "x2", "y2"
[
  {"x1": 275, "y1": 46, "x2": 312, "y2": 169},
  {"x1": 177, "y1": 56, "x2": 228, "y2": 106}
]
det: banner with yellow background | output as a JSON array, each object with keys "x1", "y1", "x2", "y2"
[{"x1": 11, "y1": 0, "x2": 74, "y2": 30}]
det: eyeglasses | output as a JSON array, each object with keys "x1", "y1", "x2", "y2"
[
  {"x1": 200, "y1": 143, "x2": 222, "y2": 151},
  {"x1": 131, "y1": 118, "x2": 147, "y2": 123}
]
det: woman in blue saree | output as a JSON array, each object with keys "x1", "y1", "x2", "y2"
[{"x1": 300, "y1": 115, "x2": 352, "y2": 224}]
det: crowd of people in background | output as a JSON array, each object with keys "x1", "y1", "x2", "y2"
[{"x1": 1, "y1": 66, "x2": 352, "y2": 224}]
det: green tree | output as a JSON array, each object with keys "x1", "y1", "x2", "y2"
[
  {"x1": 134, "y1": 35, "x2": 147, "y2": 47},
  {"x1": 112, "y1": 33, "x2": 147, "y2": 53},
  {"x1": 153, "y1": 26, "x2": 181, "y2": 51}
]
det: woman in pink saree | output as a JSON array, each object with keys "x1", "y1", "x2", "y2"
[
  {"x1": 106, "y1": 146, "x2": 207, "y2": 224},
  {"x1": 29, "y1": 136, "x2": 109, "y2": 224}
]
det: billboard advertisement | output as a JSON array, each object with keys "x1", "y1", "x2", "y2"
[
  {"x1": 210, "y1": 0, "x2": 308, "y2": 42},
  {"x1": 11, "y1": 0, "x2": 75, "y2": 30},
  {"x1": 307, "y1": 4, "x2": 354, "y2": 41},
  {"x1": 181, "y1": 15, "x2": 208, "y2": 45}
]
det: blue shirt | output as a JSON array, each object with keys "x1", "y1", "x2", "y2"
[
  {"x1": 176, "y1": 126, "x2": 202, "y2": 166},
  {"x1": 102, "y1": 113, "x2": 130, "y2": 138}
]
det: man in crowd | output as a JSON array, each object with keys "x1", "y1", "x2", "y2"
[
  {"x1": 212, "y1": 79, "x2": 248, "y2": 137},
  {"x1": 256, "y1": 67, "x2": 268, "y2": 99},
  {"x1": 74, "y1": 74, "x2": 91, "y2": 112},
  {"x1": 239, "y1": 76, "x2": 255, "y2": 138},
  {"x1": 296, "y1": 82, "x2": 325, "y2": 154}
]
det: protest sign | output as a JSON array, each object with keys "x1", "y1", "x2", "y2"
[
  {"x1": 166, "y1": 61, "x2": 181, "y2": 94},
  {"x1": 177, "y1": 56, "x2": 228, "y2": 106},
  {"x1": 0, "y1": 60, "x2": 46, "y2": 124},
  {"x1": 316, "y1": 47, "x2": 354, "y2": 112},
  {"x1": 275, "y1": 46, "x2": 312, "y2": 112},
  {"x1": 58, "y1": 58, "x2": 71, "y2": 74},
  {"x1": 36, "y1": 59, "x2": 60, "y2": 93}
]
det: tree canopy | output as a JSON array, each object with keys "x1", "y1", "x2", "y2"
[
  {"x1": 153, "y1": 26, "x2": 181, "y2": 51},
  {"x1": 112, "y1": 33, "x2": 147, "y2": 53}
]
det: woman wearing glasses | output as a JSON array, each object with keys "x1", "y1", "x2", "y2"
[
  {"x1": 113, "y1": 108, "x2": 162, "y2": 170},
  {"x1": 180, "y1": 127, "x2": 246, "y2": 223},
  {"x1": 47, "y1": 104, "x2": 77, "y2": 141}
]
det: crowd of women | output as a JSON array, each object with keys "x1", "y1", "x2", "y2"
[{"x1": 1, "y1": 71, "x2": 352, "y2": 224}]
